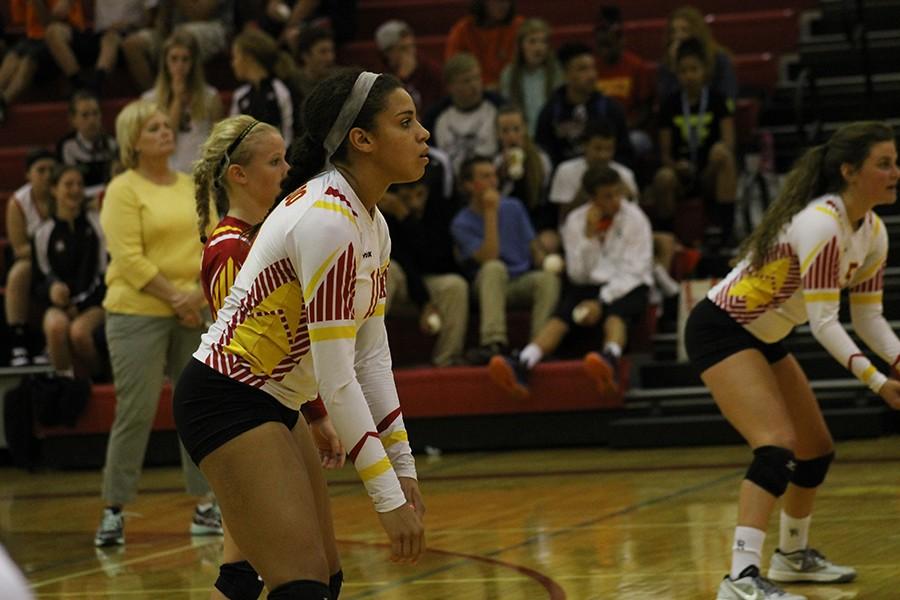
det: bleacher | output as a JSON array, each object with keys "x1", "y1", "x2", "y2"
[{"x1": 1, "y1": 0, "x2": 898, "y2": 466}]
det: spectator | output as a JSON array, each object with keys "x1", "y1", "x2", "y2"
[
  {"x1": 94, "y1": 99, "x2": 218, "y2": 548},
  {"x1": 451, "y1": 156, "x2": 560, "y2": 364},
  {"x1": 143, "y1": 30, "x2": 223, "y2": 173},
  {"x1": 32, "y1": 165, "x2": 107, "y2": 379},
  {"x1": 44, "y1": 0, "x2": 148, "y2": 95},
  {"x1": 494, "y1": 105, "x2": 556, "y2": 253},
  {"x1": 121, "y1": 0, "x2": 234, "y2": 91},
  {"x1": 0, "y1": 0, "x2": 86, "y2": 123},
  {"x1": 535, "y1": 42, "x2": 633, "y2": 168},
  {"x1": 265, "y1": 0, "x2": 358, "y2": 50},
  {"x1": 549, "y1": 119, "x2": 637, "y2": 219},
  {"x1": 488, "y1": 165, "x2": 653, "y2": 398},
  {"x1": 382, "y1": 179, "x2": 469, "y2": 367},
  {"x1": 593, "y1": 6, "x2": 654, "y2": 153},
  {"x1": 5, "y1": 149, "x2": 56, "y2": 366},
  {"x1": 230, "y1": 28, "x2": 296, "y2": 145},
  {"x1": 499, "y1": 18, "x2": 561, "y2": 136},
  {"x1": 445, "y1": 0, "x2": 524, "y2": 88},
  {"x1": 650, "y1": 37, "x2": 737, "y2": 243},
  {"x1": 375, "y1": 20, "x2": 443, "y2": 118},
  {"x1": 287, "y1": 25, "x2": 335, "y2": 109},
  {"x1": 429, "y1": 53, "x2": 504, "y2": 174},
  {"x1": 56, "y1": 90, "x2": 118, "y2": 199},
  {"x1": 658, "y1": 5, "x2": 737, "y2": 104}
]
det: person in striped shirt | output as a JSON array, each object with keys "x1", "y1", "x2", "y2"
[
  {"x1": 193, "y1": 114, "x2": 342, "y2": 599},
  {"x1": 685, "y1": 121, "x2": 900, "y2": 600},
  {"x1": 174, "y1": 70, "x2": 427, "y2": 600}
]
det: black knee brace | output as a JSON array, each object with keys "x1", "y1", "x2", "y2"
[
  {"x1": 791, "y1": 451, "x2": 834, "y2": 488},
  {"x1": 745, "y1": 445, "x2": 795, "y2": 497},
  {"x1": 267, "y1": 579, "x2": 331, "y2": 599},
  {"x1": 329, "y1": 570, "x2": 343, "y2": 599},
  {"x1": 214, "y1": 561, "x2": 264, "y2": 600}
]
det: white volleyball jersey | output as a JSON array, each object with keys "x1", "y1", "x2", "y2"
[
  {"x1": 195, "y1": 169, "x2": 414, "y2": 512},
  {"x1": 708, "y1": 194, "x2": 900, "y2": 392}
]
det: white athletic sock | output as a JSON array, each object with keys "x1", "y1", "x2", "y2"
[
  {"x1": 519, "y1": 344, "x2": 543, "y2": 368},
  {"x1": 603, "y1": 342, "x2": 622, "y2": 358},
  {"x1": 779, "y1": 511, "x2": 811, "y2": 553},
  {"x1": 731, "y1": 526, "x2": 765, "y2": 580},
  {"x1": 196, "y1": 502, "x2": 213, "y2": 512}
]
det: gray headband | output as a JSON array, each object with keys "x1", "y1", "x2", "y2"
[{"x1": 324, "y1": 71, "x2": 380, "y2": 162}]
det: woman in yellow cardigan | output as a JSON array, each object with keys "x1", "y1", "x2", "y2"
[{"x1": 94, "y1": 99, "x2": 220, "y2": 547}]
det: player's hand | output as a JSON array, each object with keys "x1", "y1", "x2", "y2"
[
  {"x1": 377, "y1": 502, "x2": 425, "y2": 564},
  {"x1": 310, "y1": 416, "x2": 345, "y2": 469},
  {"x1": 878, "y1": 379, "x2": 900, "y2": 409},
  {"x1": 398, "y1": 476, "x2": 426, "y2": 519},
  {"x1": 49, "y1": 281, "x2": 71, "y2": 307},
  {"x1": 574, "y1": 299, "x2": 602, "y2": 326}
]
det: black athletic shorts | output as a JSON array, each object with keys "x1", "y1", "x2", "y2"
[
  {"x1": 685, "y1": 297, "x2": 789, "y2": 374},
  {"x1": 174, "y1": 358, "x2": 299, "y2": 466},
  {"x1": 553, "y1": 282, "x2": 650, "y2": 327}
]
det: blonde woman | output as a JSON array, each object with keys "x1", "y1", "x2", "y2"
[
  {"x1": 94, "y1": 100, "x2": 219, "y2": 548},
  {"x1": 142, "y1": 30, "x2": 223, "y2": 174},
  {"x1": 658, "y1": 5, "x2": 737, "y2": 103}
]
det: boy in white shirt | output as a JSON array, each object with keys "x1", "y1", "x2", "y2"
[{"x1": 489, "y1": 164, "x2": 653, "y2": 398}]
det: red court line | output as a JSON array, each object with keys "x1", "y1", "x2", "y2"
[{"x1": 340, "y1": 539, "x2": 567, "y2": 600}]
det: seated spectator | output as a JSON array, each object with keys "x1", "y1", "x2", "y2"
[
  {"x1": 287, "y1": 25, "x2": 335, "y2": 111},
  {"x1": 499, "y1": 18, "x2": 561, "y2": 136},
  {"x1": 657, "y1": 5, "x2": 737, "y2": 104},
  {"x1": 143, "y1": 30, "x2": 223, "y2": 173},
  {"x1": 44, "y1": 0, "x2": 148, "y2": 95},
  {"x1": 549, "y1": 118, "x2": 638, "y2": 220},
  {"x1": 445, "y1": 0, "x2": 524, "y2": 89},
  {"x1": 122, "y1": 0, "x2": 234, "y2": 91},
  {"x1": 488, "y1": 165, "x2": 653, "y2": 398},
  {"x1": 593, "y1": 5, "x2": 654, "y2": 156},
  {"x1": 648, "y1": 37, "x2": 737, "y2": 243},
  {"x1": 263, "y1": 0, "x2": 357, "y2": 50},
  {"x1": 375, "y1": 20, "x2": 443, "y2": 118},
  {"x1": 230, "y1": 28, "x2": 296, "y2": 145},
  {"x1": 5, "y1": 149, "x2": 57, "y2": 366},
  {"x1": 535, "y1": 42, "x2": 633, "y2": 168},
  {"x1": 382, "y1": 179, "x2": 469, "y2": 367},
  {"x1": 429, "y1": 53, "x2": 505, "y2": 174},
  {"x1": 451, "y1": 156, "x2": 560, "y2": 364},
  {"x1": 33, "y1": 165, "x2": 107, "y2": 379},
  {"x1": 56, "y1": 90, "x2": 118, "y2": 199},
  {"x1": 494, "y1": 105, "x2": 556, "y2": 253},
  {"x1": 0, "y1": 0, "x2": 86, "y2": 123}
]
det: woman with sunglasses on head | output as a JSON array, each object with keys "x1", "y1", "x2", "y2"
[{"x1": 174, "y1": 70, "x2": 429, "y2": 599}]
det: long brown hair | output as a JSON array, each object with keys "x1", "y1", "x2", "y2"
[
  {"x1": 506, "y1": 19, "x2": 559, "y2": 109},
  {"x1": 663, "y1": 6, "x2": 731, "y2": 74},
  {"x1": 497, "y1": 105, "x2": 546, "y2": 211},
  {"x1": 737, "y1": 121, "x2": 896, "y2": 268},
  {"x1": 153, "y1": 30, "x2": 214, "y2": 122}
]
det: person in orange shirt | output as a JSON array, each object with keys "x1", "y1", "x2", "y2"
[
  {"x1": 445, "y1": 0, "x2": 524, "y2": 89},
  {"x1": 0, "y1": 0, "x2": 86, "y2": 123}
]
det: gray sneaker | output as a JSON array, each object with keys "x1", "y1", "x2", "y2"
[
  {"x1": 717, "y1": 565, "x2": 806, "y2": 600},
  {"x1": 190, "y1": 503, "x2": 223, "y2": 535},
  {"x1": 767, "y1": 548, "x2": 856, "y2": 583},
  {"x1": 94, "y1": 508, "x2": 124, "y2": 547}
]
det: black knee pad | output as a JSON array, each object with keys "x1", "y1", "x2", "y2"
[
  {"x1": 214, "y1": 561, "x2": 264, "y2": 600},
  {"x1": 745, "y1": 445, "x2": 795, "y2": 497},
  {"x1": 329, "y1": 569, "x2": 343, "y2": 599},
  {"x1": 791, "y1": 451, "x2": 834, "y2": 488},
  {"x1": 267, "y1": 579, "x2": 331, "y2": 599}
]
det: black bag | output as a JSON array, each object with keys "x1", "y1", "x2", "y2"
[
  {"x1": 3, "y1": 379, "x2": 40, "y2": 470},
  {"x1": 31, "y1": 375, "x2": 91, "y2": 428}
]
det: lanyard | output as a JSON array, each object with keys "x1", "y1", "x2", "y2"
[{"x1": 681, "y1": 86, "x2": 709, "y2": 165}]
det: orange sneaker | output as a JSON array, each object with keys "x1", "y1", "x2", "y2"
[
  {"x1": 488, "y1": 355, "x2": 531, "y2": 400},
  {"x1": 583, "y1": 351, "x2": 618, "y2": 394}
]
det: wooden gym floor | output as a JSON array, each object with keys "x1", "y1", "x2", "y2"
[{"x1": 2, "y1": 437, "x2": 898, "y2": 599}]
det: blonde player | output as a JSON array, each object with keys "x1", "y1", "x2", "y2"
[
  {"x1": 174, "y1": 71, "x2": 428, "y2": 599},
  {"x1": 684, "y1": 121, "x2": 900, "y2": 599}
]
